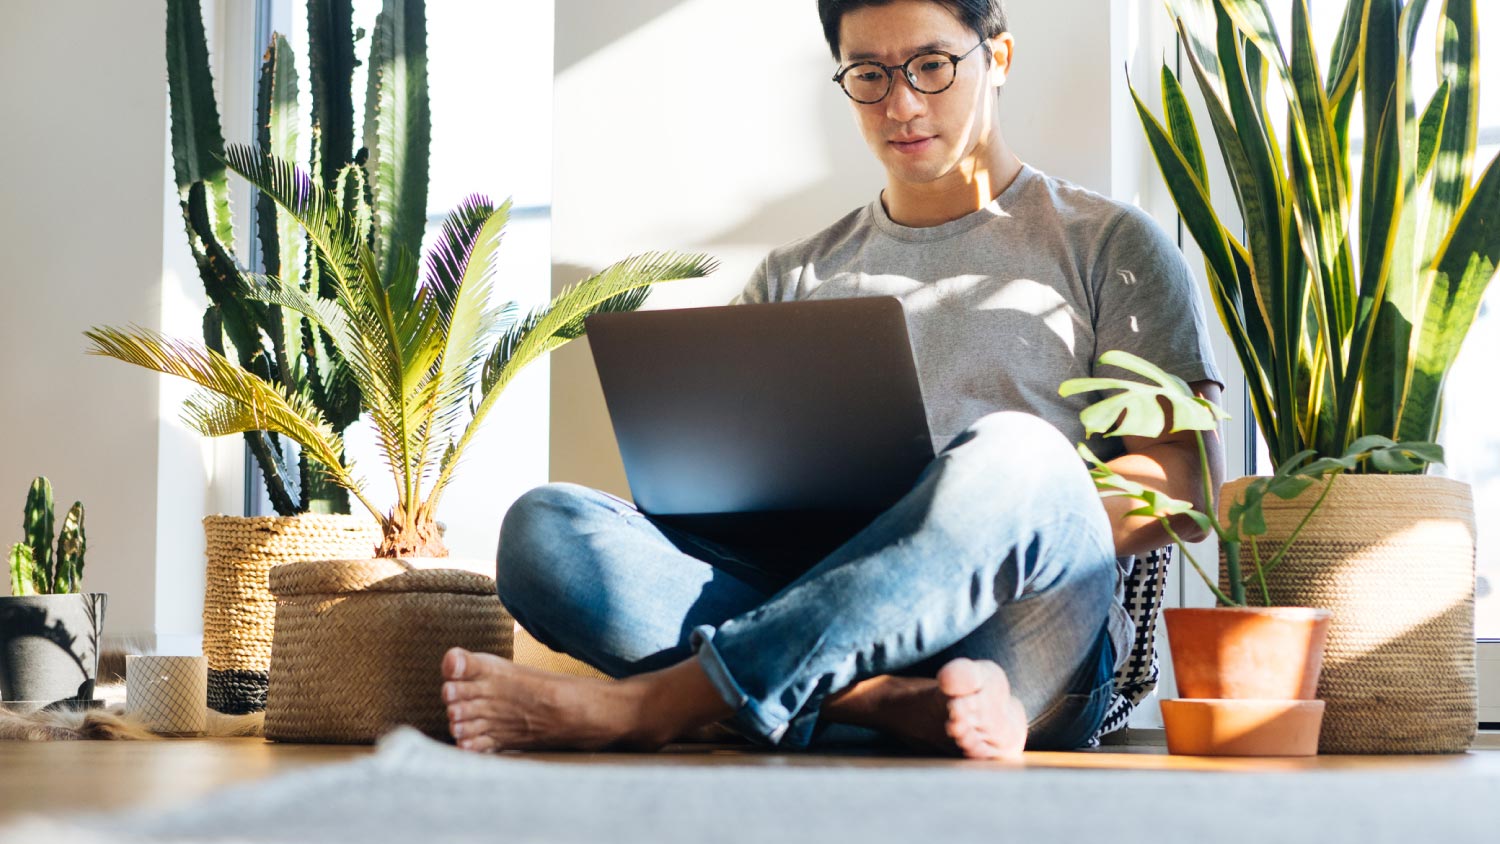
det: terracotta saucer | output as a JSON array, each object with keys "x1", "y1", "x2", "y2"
[{"x1": 1161, "y1": 698, "x2": 1326, "y2": 757}]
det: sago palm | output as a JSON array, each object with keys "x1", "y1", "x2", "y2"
[{"x1": 87, "y1": 145, "x2": 717, "y2": 557}]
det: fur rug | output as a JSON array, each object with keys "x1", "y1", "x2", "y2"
[{"x1": 0, "y1": 684, "x2": 263, "y2": 741}]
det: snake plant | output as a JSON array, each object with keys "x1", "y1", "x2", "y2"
[
  {"x1": 87, "y1": 148, "x2": 717, "y2": 558},
  {"x1": 1130, "y1": 0, "x2": 1499, "y2": 469},
  {"x1": 166, "y1": 0, "x2": 431, "y2": 514}
]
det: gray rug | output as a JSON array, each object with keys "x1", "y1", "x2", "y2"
[{"x1": 4, "y1": 727, "x2": 1497, "y2": 844}]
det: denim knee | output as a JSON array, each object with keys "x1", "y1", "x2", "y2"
[{"x1": 494, "y1": 483, "x2": 600, "y2": 624}]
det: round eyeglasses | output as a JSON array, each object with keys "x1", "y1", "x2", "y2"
[{"x1": 832, "y1": 41, "x2": 988, "y2": 104}]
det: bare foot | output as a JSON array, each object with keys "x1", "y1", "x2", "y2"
[
  {"x1": 441, "y1": 647, "x2": 664, "y2": 753},
  {"x1": 825, "y1": 658, "x2": 1028, "y2": 760}
]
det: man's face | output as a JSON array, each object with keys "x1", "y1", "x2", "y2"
[{"x1": 836, "y1": 0, "x2": 1008, "y2": 187}]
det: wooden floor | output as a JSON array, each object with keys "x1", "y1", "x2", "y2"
[{"x1": 1, "y1": 729, "x2": 1496, "y2": 822}]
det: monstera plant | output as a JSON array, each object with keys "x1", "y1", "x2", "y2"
[
  {"x1": 1126, "y1": 0, "x2": 1495, "y2": 754},
  {"x1": 88, "y1": 147, "x2": 717, "y2": 557}
]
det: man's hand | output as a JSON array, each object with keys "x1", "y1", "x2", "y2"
[{"x1": 1099, "y1": 380, "x2": 1225, "y2": 558}]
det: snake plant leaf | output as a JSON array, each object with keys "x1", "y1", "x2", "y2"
[
  {"x1": 1161, "y1": 65, "x2": 1208, "y2": 186},
  {"x1": 1416, "y1": 79, "x2": 1452, "y2": 182},
  {"x1": 1423, "y1": 1, "x2": 1478, "y2": 269},
  {"x1": 1402, "y1": 156, "x2": 1500, "y2": 443},
  {"x1": 364, "y1": 0, "x2": 431, "y2": 287},
  {"x1": 8, "y1": 544, "x2": 36, "y2": 598},
  {"x1": 165, "y1": 0, "x2": 233, "y2": 249}
]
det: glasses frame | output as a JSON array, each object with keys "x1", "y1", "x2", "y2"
[{"x1": 831, "y1": 40, "x2": 989, "y2": 105}]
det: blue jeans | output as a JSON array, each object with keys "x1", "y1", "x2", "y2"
[{"x1": 495, "y1": 411, "x2": 1119, "y2": 751}]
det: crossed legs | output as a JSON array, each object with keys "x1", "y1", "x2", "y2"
[{"x1": 444, "y1": 412, "x2": 1118, "y2": 758}]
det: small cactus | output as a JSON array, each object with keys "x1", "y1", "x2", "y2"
[{"x1": 7, "y1": 477, "x2": 87, "y2": 596}]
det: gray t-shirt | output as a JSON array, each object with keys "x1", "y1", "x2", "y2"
[{"x1": 731, "y1": 163, "x2": 1223, "y2": 671}]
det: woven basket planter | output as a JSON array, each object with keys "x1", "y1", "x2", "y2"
[
  {"x1": 202, "y1": 515, "x2": 380, "y2": 714},
  {"x1": 1219, "y1": 475, "x2": 1476, "y2": 753},
  {"x1": 512, "y1": 622, "x2": 610, "y2": 680},
  {"x1": 263, "y1": 558, "x2": 513, "y2": 744}
]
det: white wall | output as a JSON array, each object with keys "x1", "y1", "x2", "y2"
[{"x1": 1, "y1": 0, "x2": 172, "y2": 644}]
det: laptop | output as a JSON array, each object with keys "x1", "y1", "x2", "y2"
[{"x1": 583, "y1": 296, "x2": 934, "y2": 574}]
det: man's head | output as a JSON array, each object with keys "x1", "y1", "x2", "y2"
[
  {"x1": 817, "y1": 0, "x2": 1008, "y2": 62},
  {"x1": 819, "y1": 0, "x2": 1015, "y2": 191}
]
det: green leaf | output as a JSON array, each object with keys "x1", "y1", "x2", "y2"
[
  {"x1": 1162, "y1": 64, "x2": 1208, "y2": 186},
  {"x1": 1403, "y1": 152, "x2": 1500, "y2": 443},
  {"x1": 1060, "y1": 350, "x2": 1226, "y2": 438},
  {"x1": 1416, "y1": 80, "x2": 1452, "y2": 182}
]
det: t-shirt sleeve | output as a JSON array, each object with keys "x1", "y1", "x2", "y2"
[
  {"x1": 728, "y1": 255, "x2": 773, "y2": 305},
  {"x1": 1090, "y1": 206, "x2": 1224, "y2": 389}
]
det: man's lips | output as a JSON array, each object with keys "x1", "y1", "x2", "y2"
[{"x1": 889, "y1": 135, "x2": 936, "y2": 154}]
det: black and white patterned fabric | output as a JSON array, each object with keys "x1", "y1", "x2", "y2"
[{"x1": 1087, "y1": 544, "x2": 1173, "y2": 746}]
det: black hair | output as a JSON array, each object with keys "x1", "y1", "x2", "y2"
[{"x1": 818, "y1": 0, "x2": 1009, "y2": 61}]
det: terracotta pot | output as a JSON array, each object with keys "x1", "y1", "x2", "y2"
[{"x1": 1164, "y1": 606, "x2": 1331, "y2": 700}]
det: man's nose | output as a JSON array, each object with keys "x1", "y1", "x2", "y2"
[{"x1": 884, "y1": 73, "x2": 925, "y2": 121}]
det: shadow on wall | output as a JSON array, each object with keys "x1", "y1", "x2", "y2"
[
  {"x1": 549, "y1": 262, "x2": 631, "y2": 500},
  {"x1": 554, "y1": 0, "x2": 696, "y2": 73}
]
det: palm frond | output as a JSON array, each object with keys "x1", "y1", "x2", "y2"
[
  {"x1": 84, "y1": 325, "x2": 384, "y2": 525},
  {"x1": 221, "y1": 144, "x2": 367, "y2": 291},
  {"x1": 425, "y1": 252, "x2": 716, "y2": 509}
]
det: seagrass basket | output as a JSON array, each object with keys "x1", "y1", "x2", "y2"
[
  {"x1": 1219, "y1": 475, "x2": 1476, "y2": 753},
  {"x1": 202, "y1": 515, "x2": 380, "y2": 714},
  {"x1": 263, "y1": 558, "x2": 513, "y2": 743},
  {"x1": 512, "y1": 622, "x2": 610, "y2": 680}
]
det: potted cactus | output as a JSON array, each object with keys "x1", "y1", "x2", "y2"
[
  {"x1": 0, "y1": 477, "x2": 108, "y2": 711},
  {"x1": 1127, "y1": 0, "x2": 1496, "y2": 752},
  {"x1": 86, "y1": 143, "x2": 716, "y2": 741},
  {"x1": 1062, "y1": 352, "x2": 1445, "y2": 755},
  {"x1": 163, "y1": 0, "x2": 434, "y2": 713}
]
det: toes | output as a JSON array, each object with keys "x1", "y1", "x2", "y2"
[
  {"x1": 443, "y1": 647, "x2": 477, "y2": 681},
  {"x1": 936, "y1": 658, "x2": 984, "y2": 697},
  {"x1": 443, "y1": 679, "x2": 485, "y2": 703},
  {"x1": 458, "y1": 733, "x2": 498, "y2": 753},
  {"x1": 451, "y1": 717, "x2": 492, "y2": 741}
]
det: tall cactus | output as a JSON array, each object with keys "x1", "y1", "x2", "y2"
[
  {"x1": 7, "y1": 478, "x2": 86, "y2": 596},
  {"x1": 163, "y1": 0, "x2": 432, "y2": 515}
]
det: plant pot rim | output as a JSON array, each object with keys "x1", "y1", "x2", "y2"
[
  {"x1": 1164, "y1": 606, "x2": 1330, "y2": 621},
  {"x1": 0, "y1": 591, "x2": 107, "y2": 600}
]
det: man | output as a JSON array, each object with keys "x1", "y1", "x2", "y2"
[{"x1": 440, "y1": 0, "x2": 1224, "y2": 760}]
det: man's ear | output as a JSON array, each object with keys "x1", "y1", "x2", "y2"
[{"x1": 988, "y1": 32, "x2": 1015, "y2": 88}]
